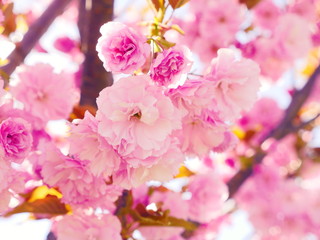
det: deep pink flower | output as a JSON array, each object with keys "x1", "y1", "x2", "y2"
[
  {"x1": 54, "y1": 36, "x2": 77, "y2": 53},
  {"x1": 11, "y1": 64, "x2": 79, "y2": 123},
  {"x1": 150, "y1": 46, "x2": 192, "y2": 87},
  {"x1": 96, "y1": 21, "x2": 150, "y2": 74},
  {"x1": 0, "y1": 117, "x2": 32, "y2": 164}
]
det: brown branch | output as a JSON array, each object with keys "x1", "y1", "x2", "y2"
[
  {"x1": 78, "y1": 0, "x2": 114, "y2": 108},
  {"x1": 0, "y1": 0, "x2": 72, "y2": 85},
  {"x1": 227, "y1": 65, "x2": 320, "y2": 198}
]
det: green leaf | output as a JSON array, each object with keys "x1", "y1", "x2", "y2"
[
  {"x1": 168, "y1": 0, "x2": 190, "y2": 9},
  {"x1": 5, "y1": 195, "x2": 70, "y2": 217}
]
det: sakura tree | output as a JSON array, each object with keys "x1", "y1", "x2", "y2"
[{"x1": 0, "y1": 0, "x2": 320, "y2": 239}]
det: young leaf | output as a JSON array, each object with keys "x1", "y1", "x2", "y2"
[
  {"x1": 5, "y1": 195, "x2": 70, "y2": 217},
  {"x1": 239, "y1": 0, "x2": 262, "y2": 9},
  {"x1": 168, "y1": 0, "x2": 190, "y2": 9},
  {"x1": 147, "y1": 0, "x2": 165, "y2": 12}
]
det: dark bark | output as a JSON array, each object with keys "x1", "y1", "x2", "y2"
[
  {"x1": 78, "y1": 0, "x2": 114, "y2": 108},
  {"x1": 0, "y1": 0, "x2": 72, "y2": 85}
]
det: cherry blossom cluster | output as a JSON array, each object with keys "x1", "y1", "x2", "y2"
[
  {"x1": 175, "y1": 0, "x2": 317, "y2": 80},
  {"x1": 0, "y1": 0, "x2": 320, "y2": 239}
]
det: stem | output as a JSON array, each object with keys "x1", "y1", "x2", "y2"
[
  {"x1": 0, "y1": 0, "x2": 72, "y2": 86},
  {"x1": 78, "y1": 0, "x2": 114, "y2": 108},
  {"x1": 227, "y1": 65, "x2": 320, "y2": 198}
]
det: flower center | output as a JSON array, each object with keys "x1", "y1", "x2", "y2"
[{"x1": 129, "y1": 107, "x2": 142, "y2": 121}]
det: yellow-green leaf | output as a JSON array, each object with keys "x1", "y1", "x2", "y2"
[{"x1": 171, "y1": 24, "x2": 185, "y2": 35}]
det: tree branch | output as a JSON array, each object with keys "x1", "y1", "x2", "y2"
[
  {"x1": 0, "y1": 0, "x2": 72, "y2": 85},
  {"x1": 78, "y1": 0, "x2": 114, "y2": 108},
  {"x1": 227, "y1": 65, "x2": 320, "y2": 198}
]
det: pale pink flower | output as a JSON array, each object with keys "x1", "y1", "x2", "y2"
[
  {"x1": 274, "y1": 14, "x2": 312, "y2": 60},
  {"x1": 113, "y1": 139, "x2": 184, "y2": 188},
  {"x1": 11, "y1": 64, "x2": 79, "y2": 123},
  {"x1": 207, "y1": 48, "x2": 261, "y2": 121},
  {"x1": 288, "y1": 0, "x2": 317, "y2": 22},
  {"x1": 252, "y1": 38, "x2": 291, "y2": 80},
  {"x1": 192, "y1": 37, "x2": 224, "y2": 63},
  {"x1": 166, "y1": 78, "x2": 216, "y2": 116},
  {"x1": 96, "y1": 75, "x2": 181, "y2": 166},
  {"x1": 175, "y1": 113, "x2": 227, "y2": 157},
  {"x1": 0, "y1": 168, "x2": 25, "y2": 213},
  {"x1": 55, "y1": 212, "x2": 122, "y2": 240},
  {"x1": 0, "y1": 79, "x2": 8, "y2": 105},
  {"x1": 69, "y1": 111, "x2": 121, "y2": 177},
  {"x1": 253, "y1": 0, "x2": 281, "y2": 30},
  {"x1": 96, "y1": 21, "x2": 150, "y2": 74},
  {"x1": 199, "y1": 0, "x2": 243, "y2": 46},
  {"x1": 150, "y1": 46, "x2": 192, "y2": 87},
  {"x1": 188, "y1": 173, "x2": 228, "y2": 223},
  {"x1": 0, "y1": 117, "x2": 33, "y2": 164},
  {"x1": 40, "y1": 143, "x2": 121, "y2": 209},
  {"x1": 239, "y1": 98, "x2": 283, "y2": 131}
]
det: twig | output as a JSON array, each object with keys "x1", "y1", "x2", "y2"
[
  {"x1": 227, "y1": 65, "x2": 320, "y2": 198},
  {"x1": 0, "y1": 0, "x2": 72, "y2": 86},
  {"x1": 78, "y1": 0, "x2": 114, "y2": 108}
]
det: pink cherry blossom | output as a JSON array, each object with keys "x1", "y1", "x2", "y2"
[
  {"x1": 166, "y1": 78, "x2": 216, "y2": 116},
  {"x1": 253, "y1": 0, "x2": 281, "y2": 30},
  {"x1": 150, "y1": 46, "x2": 192, "y2": 87},
  {"x1": 11, "y1": 64, "x2": 79, "y2": 123},
  {"x1": 175, "y1": 113, "x2": 227, "y2": 157},
  {"x1": 69, "y1": 111, "x2": 121, "y2": 177},
  {"x1": 40, "y1": 143, "x2": 121, "y2": 209},
  {"x1": 273, "y1": 13, "x2": 312, "y2": 60},
  {"x1": 207, "y1": 48, "x2": 261, "y2": 121},
  {"x1": 288, "y1": 0, "x2": 317, "y2": 22},
  {"x1": 188, "y1": 173, "x2": 229, "y2": 223},
  {"x1": 113, "y1": 139, "x2": 184, "y2": 188},
  {"x1": 96, "y1": 21, "x2": 150, "y2": 74},
  {"x1": 54, "y1": 36, "x2": 77, "y2": 53},
  {"x1": 198, "y1": 0, "x2": 243, "y2": 46},
  {"x1": 55, "y1": 212, "x2": 122, "y2": 240},
  {"x1": 0, "y1": 117, "x2": 33, "y2": 164},
  {"x1": 0, "y1": 168, "x2": 25, "y2": 213},
  {"x1": 96, "y1": 75, "x2": 181, "y2": 166}
]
